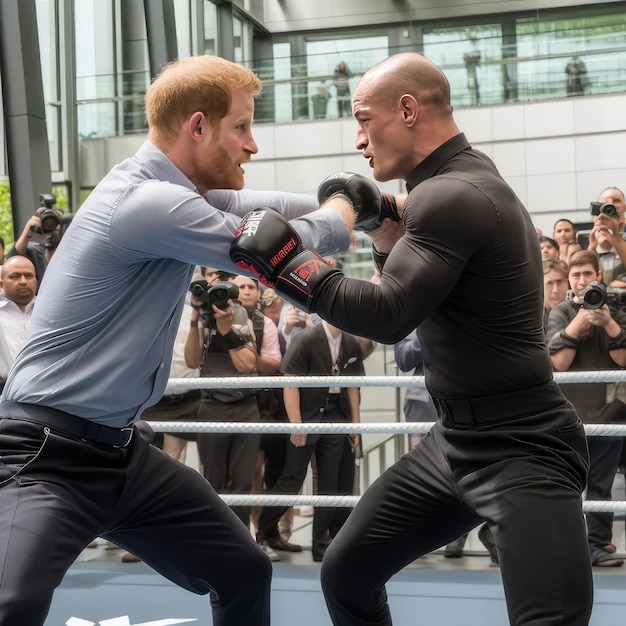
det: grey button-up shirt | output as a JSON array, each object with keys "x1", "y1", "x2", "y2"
[{"x1": 2, "y1": 141, "x2": 350, "y2": 426}]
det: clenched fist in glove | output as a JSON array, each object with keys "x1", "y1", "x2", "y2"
[
  {"x1": 230, "y1": 208, "x2": 304, "y2": 287},
  {"x1": 318, "y1": 172, "x2": 400, "y2": 232},
  {"x1": 230, "y1": 209, "x2": 341, "y2": 311}
]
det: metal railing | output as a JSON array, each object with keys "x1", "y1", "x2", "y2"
[{"x1": 74, "y1": 38, "x2": 626, "y2": 138}]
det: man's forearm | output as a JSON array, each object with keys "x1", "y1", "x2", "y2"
[
  {"x1": 348, "y1": 387, "x2": 361, "y2": 422},
  {"x1": 283, "y1": 386, "x2": 302, "y2": 422},
  {"x1": 290, "y1": 206, "x2": 352, "y2": 257},
  {"x1": 322, "y1": 196, "x2": 356, "y2": 234},
  {"x1": 204, "y1": 189, "x2": 318, "y2": 221}
]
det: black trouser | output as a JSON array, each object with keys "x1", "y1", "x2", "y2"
[
  {"x1": 321, "y1": 387, "x2": 593, "y2": 626},
  {"x1": 260, "y1": 433, "x2": 289, "y2": 490},
  {"x1": 328, "y1": 434, "x2": 357, "y2": 538},
  {"x1": 0, "y1": 416, "x2": 271, "y2": 626},
  {"x1": 196, "y1": 396, "x2": 261, "y2": 527},
  {"x1": 586, "y1": 435, "x2": 624, "y2": 550},
  {"x1": 257, "y1": 417, "x2": 348, "y2": 549}
]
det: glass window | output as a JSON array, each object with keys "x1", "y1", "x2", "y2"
[
  {"x1": 173, "y1": 0, "x2": 193, "y2": 58},
  {"x1": 305, "y1": 35, "x2": 389, "y2": 119},
  {"x1": 516, "y1": 14, "x2": 626, "y2": 100},
  {"x1": 233, "y1": 16, "x2": 243, "y2": 63},
  {"x1": 272, "y1": 42, "x2": 293, "y2": 124},
  {"x1": 423, "y1": 25, "x2": 504, "y2": 107},
  {"x1": 75, "y1": 1, "x2": 117, "y2": 138},
  {"x1": 203, "y1": 1, "x2": 217, "y2": 56},
  {"x1": 35, "y1": 0, "x2": 61, "y2": 172}
]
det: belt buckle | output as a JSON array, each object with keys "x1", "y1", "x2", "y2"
[
  {"x1": 436, "y1": 398, "x2": 475, "y2": 430},
  {"x1": 114, "y1": 426, "x2": 134, "y2": 448}
]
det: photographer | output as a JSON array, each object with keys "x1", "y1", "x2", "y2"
[
  {"x1": 185, "y1": 269, "x2": 261, "y2": 528},
  {"x1": 546, "y1": 249, "x2": 626, "y2": 567},
  {"x1": 6, "y1": 195, "x2": 71, "y2": 287},
  {"x1": 584, "y1": 188, "x2": 626, "y2": 283}
]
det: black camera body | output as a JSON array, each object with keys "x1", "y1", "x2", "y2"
[
  {"x1": 583, "y1": 281, "x2": 626, "y2": 310},
  {"x1": 37, "y1": 193, "x2": 63, "y2": 234},
  {"x1": 590, "y1": 201, "x2": 618, "y2": 219},
  {"x1": 189, "y1": 280, "x2": 239, "y2": 313}
]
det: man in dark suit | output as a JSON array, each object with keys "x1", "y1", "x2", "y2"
[{"x1": 255, "y1": 320, "x2": 364, "y2": 561}]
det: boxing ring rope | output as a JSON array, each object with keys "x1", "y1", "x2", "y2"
[{"x1": 147, "y1": 371, "x2": 626, "y2": 514}]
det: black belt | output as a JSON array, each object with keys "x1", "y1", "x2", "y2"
[
  {"x1": 434, "y1": 380, "x2": 561, "y2": 430},
  {"x1": 0, "y1": 401, "x2": 134, "y2": 447}
]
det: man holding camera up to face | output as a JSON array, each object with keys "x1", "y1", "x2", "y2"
[
  {"x1": 547, "y1": 249, "x2": 626, "y2": 567},
  {"x1": 587, "y1": 188, "x2": 626, "y2": 287},
  {"x1": 5, "y1": 194, "x2": 71, "y2": 287},
  {"x1": 185, "y1": 269, "x2": 262, "y2": 529}
]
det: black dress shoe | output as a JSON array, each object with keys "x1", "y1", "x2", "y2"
[{"x1": 267, "y1": 535, "x2": 302, "y2": 552}]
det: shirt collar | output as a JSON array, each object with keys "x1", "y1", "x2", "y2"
[
  {"x1": 322, "y1": 322, "x2": 342, "y2": 359},
  {"x1": 406, "y1": 132, "x2": 471, "y2": 193},
  {"x1": 136, "y1": 141, "x2": 199, "y2": 193},
  {"x1": 0, "y1": 295, "x2": 36, "y2": 312}
]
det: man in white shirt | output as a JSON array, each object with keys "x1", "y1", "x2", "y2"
[{"x1": 0, "y1": 256, "x2": 37, "y2": 389}]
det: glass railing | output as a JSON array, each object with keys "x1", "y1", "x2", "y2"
[{"x1": 74, "y1": 41, "x2": 626, "y2": 139}]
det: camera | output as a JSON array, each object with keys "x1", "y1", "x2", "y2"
[
  {"x1": 590, "y1": 201, "x2": 618, "y2": 219},
  {"x1": 189, "y1": 280, "x2": 239, "y2": 313},
  {"x1": 38, "y1": 194, "x2": 62, "y2": 234},
  {"x1": 582, "y1": 281, "x2": 626, "y2": 310}
]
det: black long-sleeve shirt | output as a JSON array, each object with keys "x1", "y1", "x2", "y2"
[{"x1": 313, "y1": 133, "x2": 551, "y2": 401}]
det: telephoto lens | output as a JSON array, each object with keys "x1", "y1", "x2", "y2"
[{"x1": 582, "y1": 281, "x2": 606, "y2": 309}]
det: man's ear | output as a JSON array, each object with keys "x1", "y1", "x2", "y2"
[
  {"x1": 399, "y1": 94, "x2": 418, "y2": 126},
  {"x1": 189, "y1": 111, "x2": 207, "y2": 141}
]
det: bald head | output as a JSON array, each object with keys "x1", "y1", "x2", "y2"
[
  {"x1": 356, "y1": 53, "x2": 452, "y2": 116},
  {"x1": 352, "y1": 53, "x2": 460, "y2": 181},
  {"x1": 1, "y1": 255, "x2": 37, "y2": 309}
]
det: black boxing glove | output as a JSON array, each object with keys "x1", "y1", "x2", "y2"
[
  {"x1": 230, "y1": 208, "x2": 303, "y2": 287},
  {"x1": 275, "y1": 250, "x2": 342, "y2": 313},
  {"x1": 317, "y1": 172, "x2": 400, "y2": 232}
]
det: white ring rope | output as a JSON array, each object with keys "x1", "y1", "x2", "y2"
[
  {"x1": 148, "y1": 420, "x2": 626, "y2": 436},
  {"x1": 153, "y1": 373, "x2": 626, "y2": 515},
  {"x1": 217, "y1": 494, "x2": 626, "y2": 514},
  {"x1": 165, "y1": 370, "x2": 626, "y2": 393}
]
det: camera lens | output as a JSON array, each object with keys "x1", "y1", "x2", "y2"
[
  {"x1": 601, "y1": 203, "x2": 618, "y2": 218},
  {"x1": 583, "y1": 282, "x2": 606, "y2": 309},
  {"x1": 39, "y1": 209, "x2": 60, "y2": 234},
  {"x1": 189, "y1": 280, "x2": 208, "y2": 300}
]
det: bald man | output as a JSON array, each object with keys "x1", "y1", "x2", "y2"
[
  {"x1": 231, "y1": 53, "x2": 593, "y2": 625},
  {"x1": 0, "y1": 256, "x2": 37, "y2": 389}
]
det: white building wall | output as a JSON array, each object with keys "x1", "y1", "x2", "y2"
[{"x1": 80, "y1": 92, "x2": 626, "y2": 236}]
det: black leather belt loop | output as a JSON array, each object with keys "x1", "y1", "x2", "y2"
[
  {"x1": 434, "y1": 380, "x2": 559, "y2": 431},
  {"x1": 0, "y1": 401, "x2": 134, "y2": 448}
]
